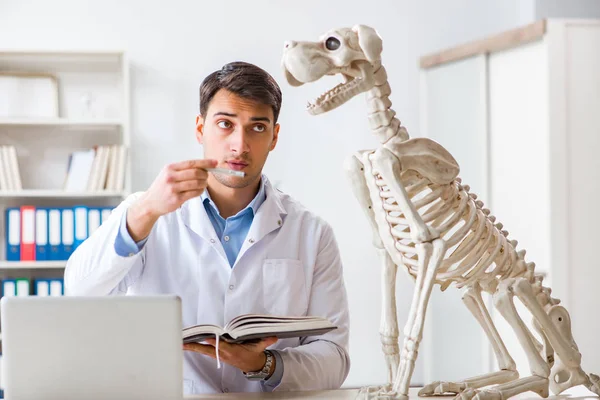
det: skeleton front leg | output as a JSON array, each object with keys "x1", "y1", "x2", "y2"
[
  {"x1": 345, "y1": 153, "x2": 400, "y2": 385},
  {"x1": 394, "y1": 240, "x2": 446, "y2": 398},
  {"x1": 371, "y1": 148, "x2": 445, "y2": 398}
]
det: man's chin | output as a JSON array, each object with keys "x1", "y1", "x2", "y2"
[{"x1": 214, "y1": 173, "x2": 258, "y2": 189}]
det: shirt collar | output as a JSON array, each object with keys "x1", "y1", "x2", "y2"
[{"x1": 201, "y1": 174, "x2": 267, "y2": 218}]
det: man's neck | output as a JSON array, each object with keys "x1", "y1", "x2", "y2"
[{"x1": 206, "y1": 176, "x2": 261, "y2": 219}]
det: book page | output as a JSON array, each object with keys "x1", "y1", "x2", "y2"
[
  {"x1": 225, "y1": 314, "x2": 325, "y2": 331},
  {"x1": 182, "y1": 324, "x2": 225, "y2": 343}
]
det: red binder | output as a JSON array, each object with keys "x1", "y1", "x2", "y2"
[{"x1": 20, "y1": 205, "x2": 36, "y2": 261}]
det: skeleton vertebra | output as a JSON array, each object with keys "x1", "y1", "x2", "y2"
[{"x1": 281, "y1": 25, "x2": 600, "y2": 400}]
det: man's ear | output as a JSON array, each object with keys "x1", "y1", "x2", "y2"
[
  {"x1": 270, "y1": 123, "x2": 280, "y2": 151},
  {"x1": 196, "y1": 115, "x2": 204, "y2": 144}
]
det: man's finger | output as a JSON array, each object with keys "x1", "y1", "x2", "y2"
[
  {"x1": 172, "y1": 168, "x2": 209, "y2": 182},
  {"x1": 204, "y1": 338, "x2": 234, "y2": 352},
  {"x1": 170, "y1": 159, "x2": 217, "y2": 171},
  {"x1": 259, "y1": 337, "x2": 278, "y2": 348},
  {"x1": 183, "y1": 342, "x2": 216, "y2": 358},
  {"x1": 173, "y1": 180, "x2": 207, "y2": 193}
]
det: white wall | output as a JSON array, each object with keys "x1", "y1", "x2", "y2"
[{"x1": 0, "y1": 0, "x2": 535, "y2": 388}]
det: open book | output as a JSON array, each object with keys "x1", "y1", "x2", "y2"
[{"x1": 182, "y1": 314, "x2": 337, "y2": 344}]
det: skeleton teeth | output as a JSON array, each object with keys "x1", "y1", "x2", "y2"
[{"x1": 308, "y1": 76, "x2": 365, "y2": 109}]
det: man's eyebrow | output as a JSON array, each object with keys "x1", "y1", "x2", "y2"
[
  {"x1": 213, "y1": 111, "x2": 271, "y2": 124},
  {"x1": 213, "y1": 112, "x2": 236, "y2": 118},
  {"x1": 250, "y1": 116, "x2": 271, "y2": 123}
]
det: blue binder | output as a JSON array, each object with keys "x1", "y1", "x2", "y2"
[
  {"x1": 73, "y1": 205, "x2": 88, "y2": 250},
  {"x1": 34, "y1": 279, "x2": 50, "y2": 296},
  {"x1": 49, "y1": 278, "x2": 64, "y2": 296},
  {"x1": 61, "y1": 208, "x2": 75, "y2": 260},
  {"x1": 48, "y1": 208, "x2": 62, "y2": 261},
  {"x1": 2, "y1": 279, "x2": 17, "y2": 297},
  {"x1": 5, "y1": 208, "x2": 20, "y2": 261},
  {"x1": 35, "y1": 208, "x2": 49, "y2": 261}
]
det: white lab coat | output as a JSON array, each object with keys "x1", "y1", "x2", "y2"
[{"x1": 64, "y1": 178, "x2": 350, "y2": 394}]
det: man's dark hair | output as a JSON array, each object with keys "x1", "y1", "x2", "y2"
[{"x1": 199, "y1": 61, "x2": 283, "y2": 123}]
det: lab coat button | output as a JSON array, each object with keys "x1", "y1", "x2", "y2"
[
  {"x1": 248, "y1": 238, "x2": 254, "y2": 243},
  {"x1": 229, "y1": 285, "x2": 234, "y2": 290}
]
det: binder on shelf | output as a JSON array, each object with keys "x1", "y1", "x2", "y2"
[
  {"x1": 34, "y1": 279, "x2": 50, "y2": 296},
  {"x1": 73, "y1": 205, "x2": 88, "y2": 250},
  {"x1": 101, "y1": 207, "x2": 113, "y2": 225},
  {"x1": 61, "y1": 208, "x2": 74, "y2": 260},
  {"x1": 2, "y1": 279, "x2": 16, "y2": 297},
  {"x1": 16, "y1": 278, "x2": 30, "y2": 296},
  {"x1": 88, "y1": 207, "x2": 101, "y2": 237},
  {"x1": 5, "y1": 207, "x2": 20, "y2": 261},
  {"x1": 64, "y1": 149, "x2": 95, "y2": 192},
  {"x1": 35, "y1": 208, "x2": 49, "y2": 261},
  {"x1": 48, "y1": 208, "x2": 62, "y2": 261},
  {"x1": 49, "y1": 279, "x2": 63, "y2": 296},
  {"x1": 20, "y1": 205, "x2": 36, "y2": 261}
]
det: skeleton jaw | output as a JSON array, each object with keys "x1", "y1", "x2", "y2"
[{"x1": 284, "y1": 61, "x2": 376, "y2": 115}]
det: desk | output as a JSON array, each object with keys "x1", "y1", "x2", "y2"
[{"x1": 185, "y1": 386, "x2": 599, "y2": 399}]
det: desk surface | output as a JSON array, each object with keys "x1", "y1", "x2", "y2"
[{"x1": 185, "y1": 386, "x2": 598, "y2": 399}]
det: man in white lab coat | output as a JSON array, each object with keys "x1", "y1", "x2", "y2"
[{"x1": 64, "y1": 61, "x2": 350, "y2": 395}]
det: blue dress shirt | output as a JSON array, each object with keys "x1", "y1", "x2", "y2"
[{"x1": 114, "y1": 177, "x2": 284, "y2": 389}]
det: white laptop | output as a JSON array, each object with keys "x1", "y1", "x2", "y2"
[{"x1": 0, "y1": 295, "x2": 183, "y2": 400}]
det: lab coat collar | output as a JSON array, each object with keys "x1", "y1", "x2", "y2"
[{"x1": 180, "y1": 176, "x2": 287, "y2": 250}]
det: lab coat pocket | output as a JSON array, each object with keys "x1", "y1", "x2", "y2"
[{"x1": 262, "y1": 259, "x2": 307, "y2": 316}]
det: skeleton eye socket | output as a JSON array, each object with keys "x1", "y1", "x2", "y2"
[{"x1": 325, "y1": 37, "x2": 341, "y2": 51}]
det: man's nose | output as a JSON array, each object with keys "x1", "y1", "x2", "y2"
[{"x1": 230, "y1": 128, "x2": 250, "y2": 153}]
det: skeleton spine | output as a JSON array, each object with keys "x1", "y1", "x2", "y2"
[{"x1": 366, "y1": 64, "x2": 409, "y2": 143}]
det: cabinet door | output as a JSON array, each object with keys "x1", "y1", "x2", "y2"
[
  {"x1": 559, "y1": 21, "x2": 600, "y2": 374},
  {"x1": 420, "y1": 54, "x2": 490, "y2": 383},
  {"x1": 488, "y1": 38, "x2": 550, "y2": 377}
]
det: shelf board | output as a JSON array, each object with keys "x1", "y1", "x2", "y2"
[
  {"x1": 0, "y1": 118, "x2": 123, "y2": 129},
  {"x1": 0, "y1": 261, "x2": 66, "y2": 269},
  {"x1": 0, "y1": 190, "x2": 127, "y2": 199}
]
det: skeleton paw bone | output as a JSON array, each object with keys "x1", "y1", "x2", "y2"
[{"x1": 419, "y1": 381, "x2": 467, "y2": 396}]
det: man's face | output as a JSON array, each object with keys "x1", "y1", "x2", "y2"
[{"x1": 196, "y1": 89, "x2": 280, "y2": 189}]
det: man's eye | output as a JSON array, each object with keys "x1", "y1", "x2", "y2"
[
  {"x1": 217, "y1": 121, "x2": 231, "y2": 129},
  {"x1": 253, "y1": 125, "x2": 266, "y2": 132}
]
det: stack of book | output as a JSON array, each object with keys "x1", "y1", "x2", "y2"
[
  {"x1": 64, "y1": 145, "x2": 128, "y2": 192},
  {"x1": 0, "y1": 145, "x2": 23, "y2": 191}
]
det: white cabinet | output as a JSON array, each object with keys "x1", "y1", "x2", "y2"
[{"x1": 420, "y1": 19, "x2": 600, "y2": 382}]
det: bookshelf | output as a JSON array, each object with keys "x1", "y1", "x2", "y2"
[
  {"x1": 0, "y1": 261, "x2": 66, "y2": 269},
  {"x1": 0, "y1": 50, "x2": 130, "y2": 280},
  {"x1": 0, "y1": 118, "x2": 123, "y2": 129},
  {"x1": 0, "y1": 190, "x2": 126, "y2": 199}
]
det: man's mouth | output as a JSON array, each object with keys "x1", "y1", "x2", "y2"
[{"x1": 226, "y1": 161, "x2": 248, "y2": 171}]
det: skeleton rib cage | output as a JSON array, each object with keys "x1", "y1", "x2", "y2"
[{"x1": 366, "y1": 158, "x2": 558, "y2": 306}]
